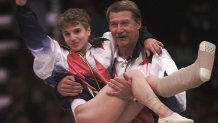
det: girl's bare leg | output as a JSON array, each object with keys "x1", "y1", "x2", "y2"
[
  {"x1": 148, "y1": 41, "x2": 216, "y2": 97},
  {"x1": 116, "y1": 101, "x2": 144, "y2": 123},
  {"x1": 74, "y1": 84, "x2": 130, "y2": 123}
]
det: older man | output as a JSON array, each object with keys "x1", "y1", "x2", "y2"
[{"x1": 58, "y1": 0, "x2": 188, "y2": 123}]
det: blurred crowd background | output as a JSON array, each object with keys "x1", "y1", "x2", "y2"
[{"x1": 0, "y1": 0, "x2": 218, "y2": 123}]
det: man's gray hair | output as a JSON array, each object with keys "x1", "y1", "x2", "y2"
[{"x1": 106, "y1": 0, "x2": 141, "y2": 23}]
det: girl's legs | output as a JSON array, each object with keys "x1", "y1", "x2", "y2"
[
  {"x1": 74, "y1": 41, "x2": 215, "y2": 123},
  {"x1": 119, "y1": 41, "x2": 214, "y2": 122},
  {"x1": 115, "y1": 71, "x2": 193, "y2": 123},
  {"x1": 148, "y1": 41, "x2": 216, "y2": 97},
  {"x1": 73, "y1": 70, "x2": 191, "y2": 123}
]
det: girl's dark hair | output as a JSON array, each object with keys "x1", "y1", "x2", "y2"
[{"x1": 57, "y1": 8, "x2": 91, "y2": 31}]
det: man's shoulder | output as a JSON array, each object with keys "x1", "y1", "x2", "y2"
[
  {"x1": 89, "y1": 37, "x2": 109, "y2": 47},
  {"x1": 102, "y1": 32, "x2": 113, "y2": 40},
  {"x1": 160, "y1": 48, "x2": 172, "y2": 59}
]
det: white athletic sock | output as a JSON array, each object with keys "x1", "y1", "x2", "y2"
[{"x1": 158, "y1": 112, "x2": 194, "y2": 123}]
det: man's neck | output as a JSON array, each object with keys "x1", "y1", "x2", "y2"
[
  {"x1": 117, "y1": 39, "x2": 143, "y2": 60},
  {"x1": 118, "y1": 45, "x2": 135, "y2": 59}
]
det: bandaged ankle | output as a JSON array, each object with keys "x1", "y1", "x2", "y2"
[
  {"x1": 135, "y1": 92, "x2": 165, "y2": 115},
  {"x1": 156, "y1": 41, "x2": 216, "y2": 97}
]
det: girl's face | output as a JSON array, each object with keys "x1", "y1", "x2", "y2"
[{"x1": 62, "y1": 23, "x2": 91, "y2": 55}]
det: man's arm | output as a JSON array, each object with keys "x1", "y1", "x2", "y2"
[
  {"x1": 54, "y1": 75, "x2": 83, "y2": 110},
  {"x1": 57, "y1": 75, "x2": 83, "y2": 97},
  {"x1": 107, "y1": 73, "x2": 133, "y2": 100},
  {"x1": 139, "y1": 26, "x2": 164, "y2": 57}
]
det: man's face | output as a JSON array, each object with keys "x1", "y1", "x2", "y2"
[
  {"x1": 109, "y1": 11, "x2": 141, "y2": 48},
  {"x1": 62, "y1": 23, "x2": 90, "y2": 54}
]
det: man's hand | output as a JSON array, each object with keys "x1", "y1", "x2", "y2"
[
  {"x1": 57, "y1": 75, "x2": 83, "y2": 96},
  {"x1": 107, "y1": 73, "x2": 133, "y2": 100},
  {"x1": 16, "y1": 0, "x2": 27, "y2": 6},
  {"x1": 144, "y1": 38, "x2": 164, "y2": 57}
]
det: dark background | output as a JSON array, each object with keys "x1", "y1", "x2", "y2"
[{"x1": 0, "y1": 0, "x2": 218, "y2": 123}]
